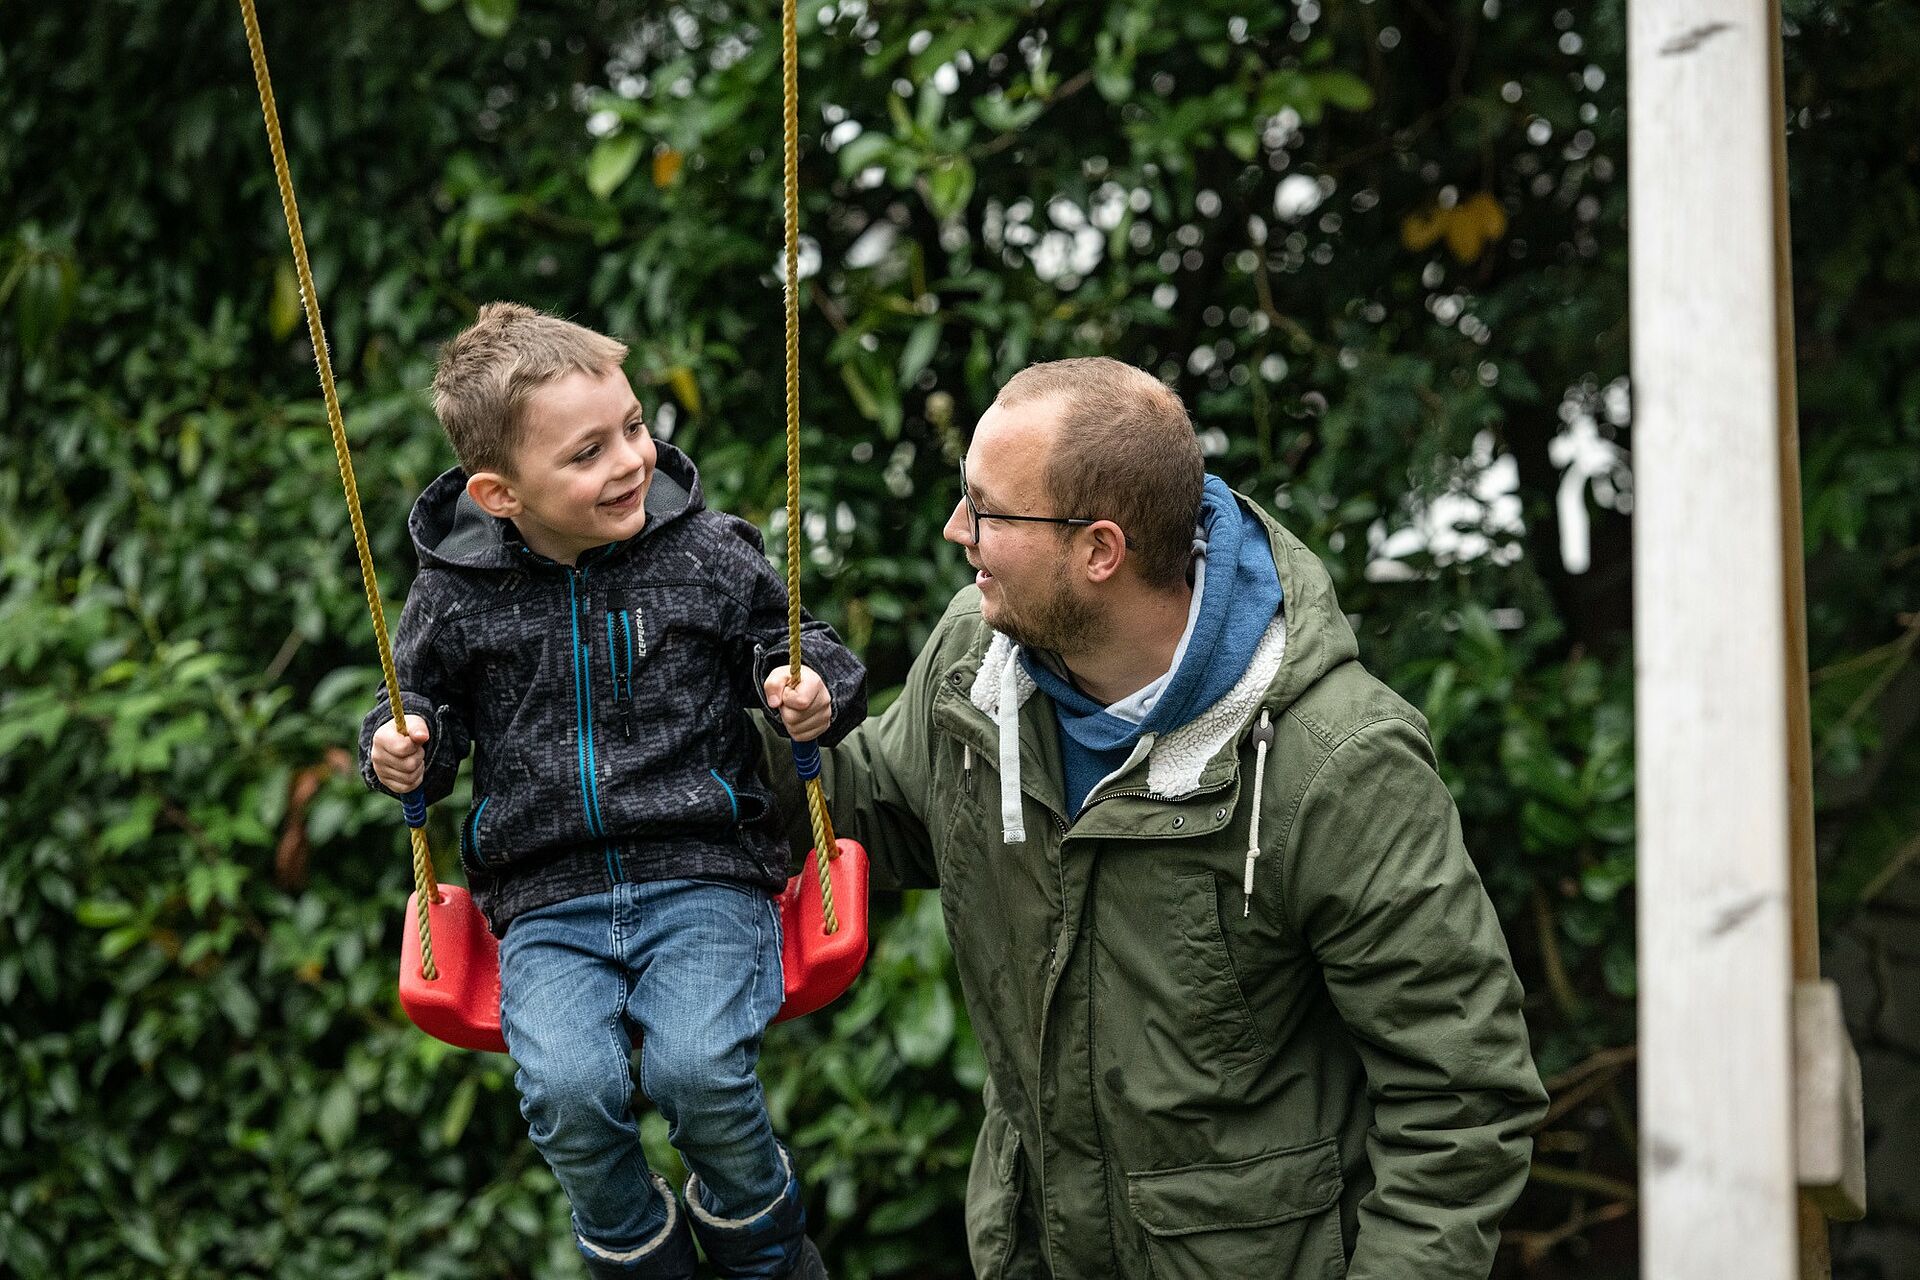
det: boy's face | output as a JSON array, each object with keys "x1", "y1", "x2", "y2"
[{"x1": 467, "y1": 367, "x2": 658, "y2": 565}]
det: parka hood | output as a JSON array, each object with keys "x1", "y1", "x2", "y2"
[{"x1": 1244, "y1": 491, "x2": 1361, "y2": 713}]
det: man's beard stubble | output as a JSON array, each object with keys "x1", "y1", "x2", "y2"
[{"x1": 987, "y1": 558, "x2": 1103, "y2": 657}]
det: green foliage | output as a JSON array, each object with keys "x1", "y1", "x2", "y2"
[{"x1": 1, "y1": 0, "x2": 1913, "y2": 1275}]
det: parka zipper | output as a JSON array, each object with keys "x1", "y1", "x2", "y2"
[{"x1": 1075, "y1": 778, "x2": 1233, "y2": 821}]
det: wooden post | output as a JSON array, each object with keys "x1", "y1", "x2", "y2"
[
  {"x1": 1762, "y1": 0, "x2": 1840, "y2": 1272},
  {"x1": 1630, "y1": 2, "x2": 1801, "y2": 1277},
  {"x1": 1766, "y1": 0, "x2": 1869, "y2": 1259}
]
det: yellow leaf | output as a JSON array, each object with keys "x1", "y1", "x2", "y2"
[
  {"x1": 270, "y1": 262, "x2": 302, "y2": 340},
  {"x1": 1443, "y1": 213, "x2": 1485, "y2": 263},
  {"x1": 652, "y1": 148, "x2": 684, "y2": 188},
  {"x1": 1400, "y1": 208, "x2": 1445, "y2": 253},
  {"x1": 1444, "y1": 193, "x2": 1509, "y2": 263},
  {"x1": 666, "y1": 366, "x2": 701, "y2": 414},
  {"x1": 1463, "y1": 191, "x2": 1509, "y2": 242}
]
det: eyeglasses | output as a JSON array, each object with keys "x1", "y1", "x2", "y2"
[{"x1": 958, "y1": 457, "x2": 1129, "y2": 547}]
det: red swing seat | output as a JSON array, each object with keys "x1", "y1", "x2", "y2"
[{"x1": 399, "y1": 838, "x2": 869, "y2": 1053}]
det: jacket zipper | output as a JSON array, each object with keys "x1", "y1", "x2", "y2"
[
  {"x1": 567, "y1": 565, "x2": 618, "y2": 881},
  {"x1": 606, "y1": 610, "x2": 635, "y2": 740},
  {"x1": 619, "y1": 608, "x2": 635, "y2": 739}
]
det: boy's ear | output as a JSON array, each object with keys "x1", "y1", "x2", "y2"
[{"x1": 465, "y1": 470, "x2": 522, "y2": 518}]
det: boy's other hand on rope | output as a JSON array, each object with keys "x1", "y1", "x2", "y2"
[
  {"x1": 763, "y1": 665, "x2": 833, "y2": 742},
  {"x1": 370, "y1": 714, "x2": 432, "y2": 793}
]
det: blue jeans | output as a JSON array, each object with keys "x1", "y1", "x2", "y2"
[{"x1": 499, "y1": 879, "x2": 805, "y2": 1279}]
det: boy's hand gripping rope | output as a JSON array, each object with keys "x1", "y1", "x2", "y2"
[{"x1": 237, "y1": 0, "x2": 440, "y2": 979}]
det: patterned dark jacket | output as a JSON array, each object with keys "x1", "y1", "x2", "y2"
[{"x1": 358, "y1": 443, "x2": 866, "y2": 934}]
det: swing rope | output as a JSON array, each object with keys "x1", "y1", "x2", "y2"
[
  {"x1": 236, "y1": 0, "x2": 440, "y2": 979},
  {"x1": 779, "y1": 0, "x2": 842, "y2": 934},
  {"x1": 238, "y1": 0, "x2": 840, "y2": 976}
]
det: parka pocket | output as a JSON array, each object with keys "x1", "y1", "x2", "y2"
[
  {"x1": 966, "y1": 1109, "x2": 1028, "y2": 1280},
  {"x1": 1126, "y1": 1139, "x2": 1347, "y2": 1280},
  {"x1": 1170, "y1": 873, "x2": 1271, "y2": 1079}
]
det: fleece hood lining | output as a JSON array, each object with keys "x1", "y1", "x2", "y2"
[{"x1": 969, "y1": 611, "x2": 1288, "y2": 839}]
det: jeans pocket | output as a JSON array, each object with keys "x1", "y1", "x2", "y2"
[{"x1": 1126, "y1": 1139, "x2": 1347, "y2": 1280}]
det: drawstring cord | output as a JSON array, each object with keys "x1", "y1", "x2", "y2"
[
  {"x1": 1243, "y1": 708, "x2": 1274, "y2": 917},
  {"x1": 998, "y1": 655, "x2": 1027, "y2": 844}
]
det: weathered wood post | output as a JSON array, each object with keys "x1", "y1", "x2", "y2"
[{"x1": 1629, "y1": 2, "x2": 1866, "y2": 1277}]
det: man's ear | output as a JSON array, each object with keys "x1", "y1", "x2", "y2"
[
  {"x1": 1083, "y1": 520, "x2": 1128, "y2": 584},
  {"x1": 465, "y1": 470, "x2": 521, "y2": 518}
]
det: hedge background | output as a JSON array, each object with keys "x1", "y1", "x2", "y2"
[{"x1": 3, "y1": 1, "x2": 1916, "y2": 1276}]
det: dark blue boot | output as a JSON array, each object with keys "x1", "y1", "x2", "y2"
[
  {"x1": 577, "y1": 1174, "x2": 698, "y2": 1280},
  {"x1": 684, "y1": 1145, "x2": 813, "y2": 1279},
  {"x1": 778, "y1": 1236, "x2": 829, "y2": 1279}
]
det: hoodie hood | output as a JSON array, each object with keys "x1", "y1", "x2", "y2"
[
  {"x1": 408, "y1": 441, "x2": 704, "y2": 572},
  {"x1": 972, "y1": 485, "x2": 1359, "y2": 841},
  {"x1": 1020, "y1": 475, "x2": 1285, "y2": 755}
]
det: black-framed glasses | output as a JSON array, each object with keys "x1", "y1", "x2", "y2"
[{"x1": 958, "y1": 457, "x2": 1130, "y2": 546}]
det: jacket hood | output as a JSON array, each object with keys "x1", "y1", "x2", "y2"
[
  {"x1": 971, "y1": 488, "x2": 1358, "y2": 837},
  {"x1": 407, "y1": 441, "x2": 704, "y2": 572},
  {"x1": 1019, "y1": 476, "x2": 1285, "y2": 757},
  {"x1": 1243, "y1": 490, "x2": 1360, "y2": 713}
]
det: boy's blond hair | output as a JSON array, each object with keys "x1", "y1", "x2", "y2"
[{"x1": 430, "y1": 302, "x2": 629, "y2": 475}]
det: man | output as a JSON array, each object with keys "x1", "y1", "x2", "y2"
[{"x1": 763, "y1": 358, "x2": 1548, "y2": 1279}]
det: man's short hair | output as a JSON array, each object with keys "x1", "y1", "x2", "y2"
[
  {"x1": 430, "y1": 302, "x2": 629, "y2": 475},
  {"x1": 996, "y1": 358, "x2": 1204, "y2": 589}
]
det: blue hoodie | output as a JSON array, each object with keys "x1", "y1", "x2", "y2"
[{"x1": 1020, "y1": 476, "x2": 1284, "y2": 815}]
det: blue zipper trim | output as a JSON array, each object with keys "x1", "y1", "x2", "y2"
[
  {"x1": 621, "y1": 610, "x2": 633, "y2": 686},
  {"x1": 579, "y1": 568, "x2": 621, "y2": 883},
  {"x1": 581, "y1": 574, "x2": 606, "y2": 837},
  {"x1": 466, "y1": 797, "x2": 490, "y2": 865},
  {"x1": 604, "y1": 608, "x2": 635, "y2": 705},
  {"x1": 709, "y1": 769, "x2": 739, "y2": 822},
  {"x1": 566, "y1": 572, "x2": 606, "y2": 839},
  {"x1": 605, "y1": 610, "x2": 619, "y2": 699},
  {"x1": 567, "y1": 572, "x2": 591, "y2": 832}
]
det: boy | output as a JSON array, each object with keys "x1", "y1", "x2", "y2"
[{"x1": 360, "y1": 303, "x2": 863, "y2": 1280}]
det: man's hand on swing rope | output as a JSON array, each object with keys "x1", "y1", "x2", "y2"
[
  {"x1": 762, "y1": 665, "x2": 834, "y2": 743},
  {"x1": 370, "y1": 714, "x2": 432, "y2": 793}
]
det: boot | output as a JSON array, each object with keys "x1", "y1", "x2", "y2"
[
  {"x1": 578, "y1": 1174, "x2": 698, "y2": 1280},
  {"x1": 779, "y1": 1236, "x2": 828, "y2": 1280},
  {"x1": 684, "y1": 1145, "x2": 809, "y2": 1278}
]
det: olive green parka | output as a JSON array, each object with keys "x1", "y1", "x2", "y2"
[{"x1": 772, "y1": 498, "x2": 1547, "y2": 1279}]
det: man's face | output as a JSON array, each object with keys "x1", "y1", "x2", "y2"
[
  {"x1": 497, "y1": 367, "x2": 657, "y2": 563},
  {"x1": 943, "y1": 398, "x2": 1101, "y2": 653}
]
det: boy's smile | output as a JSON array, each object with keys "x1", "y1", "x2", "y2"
[{"x1": 467, "y1": 366, "x2": 658, "y2": 565}]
